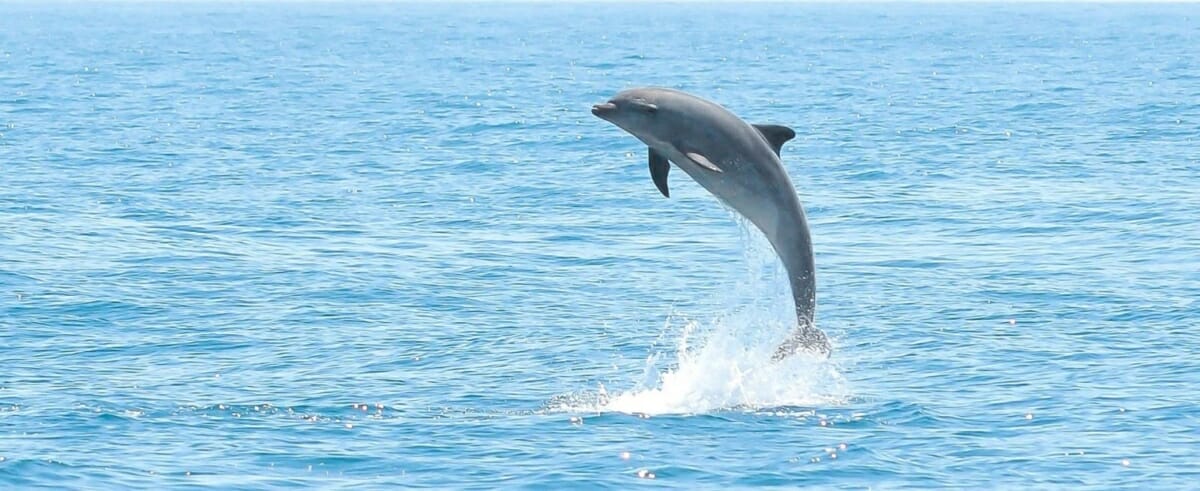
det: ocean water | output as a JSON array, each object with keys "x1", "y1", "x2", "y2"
[{"x1": 2, "y1": 1, "x2": 1199, "y2": 488}]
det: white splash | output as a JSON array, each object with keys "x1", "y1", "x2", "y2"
[
  {"x1": 562, "y1": 213, "x2": 850, "y2": 416},
  {"x1": 597, "y1": 312, "x2": 849, "y2": 416}
]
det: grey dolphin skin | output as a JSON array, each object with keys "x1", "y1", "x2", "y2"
[{"x1": 592, "y1": 87, "x2": 830, "y2": 360}]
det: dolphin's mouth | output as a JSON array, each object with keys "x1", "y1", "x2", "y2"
[{"x1": 591, "y1": 102, "x2": 617, "y2": 117}]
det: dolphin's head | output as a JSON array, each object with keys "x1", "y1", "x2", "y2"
[{"x1": 591, "y1": 88, "x2": 671, "y2": 144}]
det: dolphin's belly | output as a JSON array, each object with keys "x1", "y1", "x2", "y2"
[{"x1": 666, "y1": 149, "x2": 796, "y2": 234}]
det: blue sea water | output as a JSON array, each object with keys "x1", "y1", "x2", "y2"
[{"x1": 2, "y1": 1, "x2": 1199, "y2": 488}]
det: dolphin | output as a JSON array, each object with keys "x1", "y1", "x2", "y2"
[{"x1": 592, "y1": 87, "x2": 830, "y2": 360}]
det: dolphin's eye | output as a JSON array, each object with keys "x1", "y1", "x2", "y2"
[{"x1": 632, "y1": 100, "x2": 658, "y2": 114}]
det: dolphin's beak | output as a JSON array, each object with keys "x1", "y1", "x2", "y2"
[{"x1": 591, "y1": 102, "x2": 617, "y2": 117}]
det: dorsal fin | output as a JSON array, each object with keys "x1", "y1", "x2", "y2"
[{"x1": 753, "y1": 124, "x2": 796, "y2": 157}]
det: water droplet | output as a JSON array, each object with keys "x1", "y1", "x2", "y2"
[
  {"x1": 344, "y1": 423, "x2": 354, "y2": 429},
  {"x1": 569, "y1": 416, "x2": 583, "y2": 425},
  {"x1": 1025, "y1": 413, "x2": 1033, "y2": 420},
  {"x1": 1122, "y1": 459, "x2": 1130, "y2": 467},
  {"x1": 636, "y1": 469, "x2": 656, "y2": 479},
  {"x1": 620, "y1": 452, "x2": 631, "y2": 460}
]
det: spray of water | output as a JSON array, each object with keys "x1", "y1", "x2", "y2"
[
  {"x1": 558, "y1": 212, "x2": 850, "y2": 416},
  {"x1": 599, "y1": 314, "x2": 848, "y2": 415}
]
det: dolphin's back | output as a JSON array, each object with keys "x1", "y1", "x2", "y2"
[{"x1": 654, "y1": 89, "x2": 785, "y2": 177}]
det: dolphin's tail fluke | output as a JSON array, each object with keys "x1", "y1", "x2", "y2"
[{"x1": 771, "y1": 325, "x2": 831, "y2": 361}]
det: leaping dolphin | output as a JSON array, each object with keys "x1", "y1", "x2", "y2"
[{"x1": 592, "y1": 87, "x2": 830, "y2": 360}]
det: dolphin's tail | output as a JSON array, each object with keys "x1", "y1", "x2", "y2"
[{"x1": 771, "y1": 325, "x2": 831, "y2": 361}]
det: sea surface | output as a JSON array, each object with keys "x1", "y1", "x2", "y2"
[{"x1": 2, "y1": 1, "x2": 1198, "y2": 489}]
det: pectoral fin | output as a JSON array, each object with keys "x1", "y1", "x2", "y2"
[
  {"x1": 649, "y1": 148, "x2": 670, "y2": 198},
  {"x1": 684, "y1": 152, "x2": 723, "y2": 173},
  {"x1": 753, "y1": 124, "x2": 797, "y2": 157}
]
